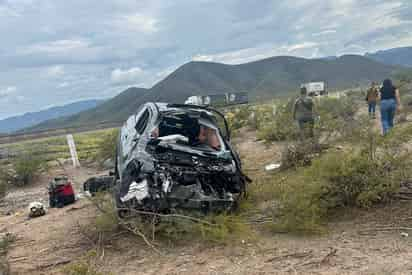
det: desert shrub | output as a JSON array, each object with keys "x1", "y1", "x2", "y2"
[
  {"x1": 0, "y1": 233, "x2": 16, "y2": 275},
  {"x1": 269, "y1": 175, "x2": 326, "y2": 234},
  {"x1": 0, "y1": 181, "x2": 6, "y2": 200},
  {"x1": 256, "y1": 101, "x2": 299, "y2": 142},
  {"x1": 62, "y1": 250, "x2": 108, "y2": 275},
  {"x1": 0, "y1": 168, "x2": 8, "y2": 199},
  {"x1": 95, "y1": 129, "x2": 119, "y2": 163},
  {"x1": 249, "y1": 96, "x2": 412, "y2": 234},
  {"x1": 92, "y1": 194, "x2": 120, "y2": 234},
  {"x1": 88, "y1": 192, "x2": 253, "y2": 247},
  {"x1": 225, "y1": 105, "x2": 254, "y2": 131},
  {"x1": 280, "y1": 140, "x2": 321, "y2": 170},
  {"x1": 255, "y1": 96, "x2": 359, "y2": 143},
  {"x1": 315, "y1": 96, "x2": 359, "y2": 141},
  {"x1": 154, "y1": 212, "x2": 254, "y2": 245},
  {"x1": 195, "y1": 214, "x2": 253, "y2": 244},
  {"x1": 11, "y1": 152, "x2": 46, "y2": 186},
  {"x1": 0, "y1": 259, "x2": 9, "y2": 275},
  {"x1": 258, "y1": 143, "x2": 409, "y2": 233},
  {"x1": 0, "y1": 182, "x2": 6, "y2": 200},
  {"x1": 0, "y1": 233, "x2": 15, "y2": 256},
  {"x1": 307, "y1": 151, "x2": 402, "y2": 209},
  {"x1": 63, "y1": 262, "x2": 104, "y2": 275}
]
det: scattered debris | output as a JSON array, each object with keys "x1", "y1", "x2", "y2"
[
  {"x1": 401, "y1": 232, "x2": 409, "y2": 238},
  {"x1": 83, "y1": 176, "x2": 115, "y2": 196},
  {"x1": 335, "y1": 145, "x2": 344, "y2": 151},
  {"x1": 38, "y1": 258, "x2": 72, "y2": 269},
  {"x1": 265, "y1": 163, "x2": 281, "y2": 171},
  {"x1": 28, "y1": 202, "x2": 46, "y2": 218},
  {"x1": 265, "y1": 250, "x2": 313, "y2": 263},
  {"x1": 300, "y1": 248, "x2": 337, "y2": 267},
  {"x1": 48, "y1": 176, "x2": 76, "y2": 208}
]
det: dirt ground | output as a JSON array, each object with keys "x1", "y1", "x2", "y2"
[{"x1": 2, "y1": 128, "x2": 412, "y2": 275}]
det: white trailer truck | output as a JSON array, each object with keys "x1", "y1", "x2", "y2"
[{"x1": 301, "y1": 82, "x2": 327, "y2": 97}]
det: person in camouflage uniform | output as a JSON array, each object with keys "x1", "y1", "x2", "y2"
[{"x1": 293, "y1": 87, "x2": 315, "y2": 139}]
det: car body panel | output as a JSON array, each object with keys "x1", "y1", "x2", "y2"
[{"x1": 114, "y1": 102, "x2": 249, "y2": 214}]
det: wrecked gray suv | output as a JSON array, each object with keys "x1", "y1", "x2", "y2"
[{"x1": 113, "y1": 103, "x2": 249, "y2": 215}]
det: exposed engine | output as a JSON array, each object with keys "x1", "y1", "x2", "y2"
[
  {"x1": 118, "y1": 147, "x2": 245, "y2": 214},
  {"x1": 84, "y1": 103, "x2": 250, "y2": 215}
]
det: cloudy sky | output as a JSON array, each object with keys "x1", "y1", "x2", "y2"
[{"x1": 0, "y1": 0, "x2": 411, "y2": 119}]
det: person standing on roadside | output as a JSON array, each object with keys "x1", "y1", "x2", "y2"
[
  {"x1": 379, "y1": 79, "x2": 402, "y2": 135},
  {"x1": 293, "y1": 86, "x2": 315, "y2": 139},
  {"x1": 366, "y1": 82, "x2": 379, "y2": 118}
]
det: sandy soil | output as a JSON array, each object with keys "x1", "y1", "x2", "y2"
[{"x1": 2, "y1": 129, "x2": 412, "y2": 275}]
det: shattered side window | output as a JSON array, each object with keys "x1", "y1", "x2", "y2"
[
  {"x1": 135, "y1": 109, "x2": 150, "y2": 135},
  {"x1": 211, "y1": 113, "x2": 229, "y2": 141}
]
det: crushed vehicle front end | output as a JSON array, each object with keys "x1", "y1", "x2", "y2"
[{"x1": 114, "y1": 103, "x2": 249, "y2": 215}]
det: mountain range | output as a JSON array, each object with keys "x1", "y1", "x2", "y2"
[
  {"x1": 366, "y1": 47, "x2": 412, "y2": 67},
  {"x1": 28, "y1": 53, "x2": 405, "y2": 131},
  {"x1": 0, "y1": 99, "x2": 103, "y2": 133}
]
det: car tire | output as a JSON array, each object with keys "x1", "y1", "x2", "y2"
[{"x1": 113, "y1": 182, "x2": 130, "y2": 218}]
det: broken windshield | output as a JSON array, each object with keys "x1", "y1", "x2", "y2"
[{"x1": 150, "y1": 111, "x2": 225, "y2": 152}]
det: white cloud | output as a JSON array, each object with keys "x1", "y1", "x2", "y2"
[
  {"x1": 286, "y1": 42, "x2": 318, "y2": 52},
  {"x1": 18, "y1": 39, "x2": 91, "y2": 55},
  {"x1": 0, "y1": 86, "x2": 17, "y2": 97},
  {"x1": 113, "y1": 13, "x2": 158, "y2": 34},
  {"x1": 193, "y1": 42, "x2": 319, "y2": 64},
  {"x1": 14, "y1": 95, "x2": 26, "y2": 103},
  {"x1": 0, "y1": 86, "x2": 24, "y2": 105},
  {"x1": 57, "y1": 82, "x2": 70, "y2": 88},
  {"x1": 0, "y1": 6, "x2": 20, "y2": 17},
  {"x1": 45, "y1": 65, "x2": 65, "y2": 77},
  {"x1": 110, "y1": 67, "x2": 144, "y2": 85},
  {"x1": 312, "y1": 30, "x2": 337, "y2": 36}
]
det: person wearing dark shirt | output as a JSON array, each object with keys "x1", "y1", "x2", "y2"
[
  {"x1": 379, "y1": 79, "x2": 402, "y2": 135},
  {"x1": 293, "y1": 87, "x2": 315, "y2": 139}
]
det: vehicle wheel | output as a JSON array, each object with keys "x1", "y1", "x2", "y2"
[
  {"x1": 114, "y1": 146, "x2": 120, "y2": 180},
  {"x1": 113, "y1": 183, "x2": 130, "y2": 218}
]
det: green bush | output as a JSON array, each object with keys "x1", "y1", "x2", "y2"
[
  {"x1": 154, "y1": 213, "x2": 254, "y2": 245},
  {"x1": 62, "y1": 250, "x2": 108, "y2": 275},
  {"x1": 225, "y1": 105, "x2": 254, "y2": 131},
  {"x1": 315, "y1": 96, "x2": 359, "y2": 142},
  {"x1": 280, "y1": 140, "x2": 321, "y2": 170},
  {"x1": 256, "y1": 101, "x2": 299, "y2": 142},
  {"x1": 62, "y1": 262, "x2": 104, "y2": 275},
  {"x1": 12, "y1": 152, "x2": 46, "y2": 186},
  {"x1": 0, "y1": 181, "x2": 6, "y2": 200},
  {"x1": 0, "y1": 168, "x2": 7, "y2": 199},
  {"x1": 0, "y1": 233, "x2": 15, "y2": 256},
  {"x1": 307, "y1": 151, "x2": 402, "y2": 209},
  {"x1": 95, "y1": 129, "x2": 119, "y2": 163},
  {"x1": 92, "y1": 194, "x2": 119, "y2": 234},
  {"x1": 0, "y1": 233, "x2": 16, "y2": 275},
  {"x1": 257, "y1": 145, "x2": 408, "y2": 233},
  {"x1": 88, "y1": 192, "x2": 254, "y2": 246},
  {"x1": 254, "y1": 96, "x2": 359, "y2": 143}
]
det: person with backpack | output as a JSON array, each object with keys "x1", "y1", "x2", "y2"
[
  {"x1": 293, "y1": 86, "x2": 315, "y2": 139},
  {"x1": 379, "y1": 78, "x2": 402, "y2": 135},
  {"x1": 366, "y1": 82, "x2": 379, "y2": 118}
]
